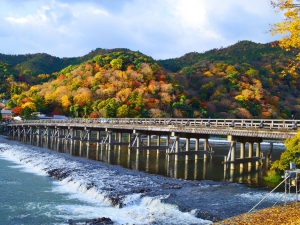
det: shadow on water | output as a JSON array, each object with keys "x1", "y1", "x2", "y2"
[{"x1": 13, "y1": 134, "x2": 285, "y2": 188}]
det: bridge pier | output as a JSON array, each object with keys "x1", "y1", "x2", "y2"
[
  {"x1": 185, "y1": 138, "x2": 190, "y2": 161},
  {"x1": 36, "y1": 127, "x2": 41, "y2": 147},
  {"x1": 147, "y1": 135, "x2": 151, "y2": 146},
  {"x1": 230, "y1": 141, "x2": 236, "y2": 170},
  {"x1": 166, "y1": 135, "x2": 170, "y2": 154},
  {"x1": 86, "y1": 129, "x2": 91, "y2": 159},
  {"x1": 240, "y1": 142, "x2": 245, "y2": 169},
  {"x1": 157, "y1": 135, "x2": 161, "y2": 146},
  {"x1": 107, "y1": 129, "x2": 112, "y2": 151},
  {"x1": 256, "y1": 142, "x2": 261, "y2": 166},
  {"x1": 204, "y1": 138, "x2": 209, "y2": 160},
  {"x1": 136, "y1": 133, "x2": 141, "y2": 155},
  {"x1": 79, "y1": 130, "x2": 84, "y2": 156},
  {"x1": 174, "y1": 135, "x2": 180, "y2": 161},
  {"x1": 195, "y1": 138, "x2": 199, "y2": 160},
  {"x1": 29, "y1": 127, "x2": 33, "y2": 144},
  {"x1": 69, "y1": 128, "x2": 74, "y2": 155},
  {"x1": 227, "y1": 135, "x2": 263, "y2": 169},
  {"x1": 248, "y1": 142, "x2": 253, "y2": 167}
]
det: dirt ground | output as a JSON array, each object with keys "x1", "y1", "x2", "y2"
[{"x1": 213, "y1": 201, "x2": 300, "y2": 225}]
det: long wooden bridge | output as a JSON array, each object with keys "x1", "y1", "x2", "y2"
[{"x1": 5, "y1": 118, "x2": 298, "y2": 170}]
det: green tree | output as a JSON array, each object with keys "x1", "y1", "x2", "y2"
[
  {"x1": 103, "y1": 98, "x2": 118, "y2": 118},
  {"x1": 110, "y1": 59, "x2": 123, "y2": 70},
  {"x1": 20, "y1": 107, "x2": 32, "y2": 120},
  {"x1": 70, "y1": 104, "x2": 80, "y2": 117},
  {"x1": 117, "y1": 104, "x2": 129, "y2": 118},
  {"x1": 6, "y1": 99, "x2": 16, "y2": 109}
]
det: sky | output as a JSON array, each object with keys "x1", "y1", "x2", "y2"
[{"x1": 0, "y1": 0, "x2": 284, "y2": 60}]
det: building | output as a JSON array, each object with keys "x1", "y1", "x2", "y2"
[
  {"x1": 53, "y1": 115, "x2": 68, "y2": 119},
  {"x1": 1, "y1": 109, "x2": 14, "y2": 120}
]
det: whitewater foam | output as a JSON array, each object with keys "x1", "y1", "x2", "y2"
[{"x1": 0, "y1": 140, "x2": 212, "y2": 224}]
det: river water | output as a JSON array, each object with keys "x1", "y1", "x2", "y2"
[{"x1": 0, "y1": 135, "x2": 295, "y2": 224}]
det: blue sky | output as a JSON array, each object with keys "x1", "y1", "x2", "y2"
[{"x1": 0, "y1": 0, "x2": 283, "y2": 59}]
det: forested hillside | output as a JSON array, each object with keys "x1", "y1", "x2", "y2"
[{"x1": 1, "y1": 41, "x2": 300, "y2": 119}]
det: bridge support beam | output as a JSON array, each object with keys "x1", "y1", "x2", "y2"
[
  {"x1": 248, "y1": 142, "x2": 253, "y2": 167},
  {"x1": 166, "y1": 135, "x2": 170, "y2": 154},
  {"x1": 174, "y1": 135, "x2": 180, "y2": 161},
  {"x1": 240, "y1": 142, "x2": 245, "y2": 169},
  {"x1": 230, "y1": 141, "x2": 236, "y2": 170},
  {"x1": 105, "y1": 129, "x2": 112, "y2": 151},
  {"x1": 256, "y1": 142, "x2": 261, "y2": 166},
  {"x1": 195, "y1": 138, "x2": 199, "y2": 160},
  {"x1": 204, "y1": 138, "x2": 209, "y2": 160},
  {"x1": 185, "y1": 138, "x2": 190, "y2": 160},
  {"x1": 86, "y1": 129, "x2": 90, "y2": 159},
  {"x1": 147, "y1": 135, "x2": 151, "y2": 146}
]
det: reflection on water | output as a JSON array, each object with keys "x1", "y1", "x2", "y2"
[{"x1": 15, "y1": 134, "x2": 285, "y2": 188}]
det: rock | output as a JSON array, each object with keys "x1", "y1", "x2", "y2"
[
  {"x1": 134, "y1": 188, "x2": 150, "y2": 193},
  {"x1": 192, "y1": 209, "x2": 221, "y2": 222},
  {"x1": 85, "y1": 217, "x2": 113, "y2": 225},
  {"x1": 68, "y1": 217, "x2": 113, "y2": 225},
  {"x1": 110, "y1": 196, "x2": 124, "y2": 208},
  {"x1": 47, "y1": 168, "x2": 71, "y2": 180},
  {"x1": 172, "y1": 185, "x2": 181, "y2": 189}
]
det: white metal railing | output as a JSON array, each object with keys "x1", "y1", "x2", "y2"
[{"x1": 7, "y1": 118, "x2": 299, "y2": 131}]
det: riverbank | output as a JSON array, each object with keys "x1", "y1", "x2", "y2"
[{"x1": 213, "y1": 201, "x2": 300, "y2": 224}]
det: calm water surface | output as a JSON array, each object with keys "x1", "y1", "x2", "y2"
[{"x1": 41, "y1": 135, "x2": 285, "y2": 187}]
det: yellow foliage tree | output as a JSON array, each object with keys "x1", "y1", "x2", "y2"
[
  {"x1": 61, "y1": 95, "x2": 72, "y2": 112},
  {"x1": 73, "y1": 90, "x2": 92, "y2": 106},
  {"x1": 271, "y1": 0, "x2": 300, "y2": 72},
  {"x1": 21, "y1": 102, "x2": 36, "y2": 112}
]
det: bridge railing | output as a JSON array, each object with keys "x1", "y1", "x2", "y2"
[{"x1": 8, "y1": 118, "x2": 299, "y2": 130}]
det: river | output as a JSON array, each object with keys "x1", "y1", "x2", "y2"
[{"x1": 0, "y1": 135, "x2": 295, "y2": 224}]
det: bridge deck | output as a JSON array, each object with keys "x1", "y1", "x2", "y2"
[{"x1": 6, "y1": 118, "x2": 298, "y2": 140}]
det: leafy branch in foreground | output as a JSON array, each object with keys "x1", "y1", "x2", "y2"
[{"x1": 271, "y1": 0, "x2": 300, "y2": 74}]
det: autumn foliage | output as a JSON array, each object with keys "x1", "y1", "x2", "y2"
[
  {"x1": 1, "y1": 42, "x2": 300, "y2": 119},
  {"x1": 213, "y1": 201, "x2": 300, "y2": 225}
]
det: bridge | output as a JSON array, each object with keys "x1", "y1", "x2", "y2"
[{"x1": 5, "y1": 118, "x2": 298, "y2": 170}]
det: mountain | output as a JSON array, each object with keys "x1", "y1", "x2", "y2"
[
  {"x1": 0, "y1": 48, "x2": 133, "y2": 77},
  {"x1": 1, "y1": 41, "x2": 300, "y2": 119},
  {"x1": 158, "y1": 40, "x2": 296, "y2": 73}
]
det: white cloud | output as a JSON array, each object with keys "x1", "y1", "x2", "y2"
[{"x1": 0, "y1": 0, "x2": 284, "y2": 59}]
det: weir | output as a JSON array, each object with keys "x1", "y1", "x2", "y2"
[{"x1": 4, "y1": 118, "x2": 298, "y2": 171}]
